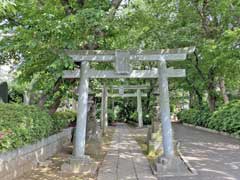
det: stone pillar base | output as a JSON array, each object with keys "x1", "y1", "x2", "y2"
[
  {"x1": 152, "y1": 156, "x2": 192, "y2": 177},
  {"x1": 61, "y1": 155, "x2": 97, "y2": 174}
]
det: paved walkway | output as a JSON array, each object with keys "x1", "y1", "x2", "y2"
[
  {"x1": 97, "y1": 123, "x2": 157, "y2": 180},
  {"x1": 170, "y1": 123, "x2": 240, "y2": 180},
  {"x1": 97, "y1": 123, "x2": 240, "y2": 180}
]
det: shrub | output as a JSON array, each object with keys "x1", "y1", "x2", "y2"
[
  {"x1": 195, "y1": 107, "x2": 211, "y2": 127},
  {"x1": 129, "y1": 111, "x2": 138, "y2": 123},
  {"x1": 107, "y1": 109, "x2": 115, "y2": 124},
  {"x1": 208, "y1": 100, "x2": 240, "y2": 135},
  {"x1": 177, "y1": 107, "x2": 211, "y2": 127},
  {"x1": 177, "y1": 101, "x2": 240, "y2": 136},
  {"x1": 0, "y1": 103, "x2": 74, "y2": 152},
  {"x1": 0, "y1": 103, "x2": 53, "y2": 151},
  {"x1": 51, "y1": 110, "x2": 76, "y2": 133},
  {"x1": 177, "y1": 109, "x2": 200, "y2": 125}
]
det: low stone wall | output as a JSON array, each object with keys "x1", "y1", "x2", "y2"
[{"x1": 0, "y1": 128, "x2": 73, "y2": 180}]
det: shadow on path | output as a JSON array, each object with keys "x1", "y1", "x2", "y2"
[
  {"x1": 97, "y1": 123, "x2": 157, "y2": 180},
  {"x1": 169, "y1": 123, "x2": 240, "y2": 180}
]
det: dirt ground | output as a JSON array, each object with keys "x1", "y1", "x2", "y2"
[{"x1": 18, "y1": 127, "x2": 115, "y2": 180}]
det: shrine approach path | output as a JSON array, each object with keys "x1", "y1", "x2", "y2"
[{"x1": 97, "y1": 123, "x2": 157, "y2": 180}]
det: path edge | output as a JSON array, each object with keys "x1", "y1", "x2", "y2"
[{"x1": 176, "y1": 141, "x2": 198, "y2": 176}]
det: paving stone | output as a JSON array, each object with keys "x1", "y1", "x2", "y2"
[{"x1": 97, "y1": 123, "x2": 157, "y2": 180}]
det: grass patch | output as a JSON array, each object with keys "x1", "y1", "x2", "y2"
[
  {"x1": 134, "y1": 133, "x2": 162, "y2": 165},
  {"x1": 127, "y1": 125, "x2": 163, "y2": 165}
]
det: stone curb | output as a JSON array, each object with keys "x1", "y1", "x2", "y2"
[
  {"x1": 176, "y1": 141, "x2": 198, "y2": 176},
  {"x1": 182, "y1": 123, "x2": 240, "y2": 140}
]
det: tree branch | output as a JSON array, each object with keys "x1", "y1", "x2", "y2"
[
  {"x1": 192, "y1": 0, "x2": 211, "y2": 37},
  {"x1": 111, "y1": 0, "x2": 123, "y2": 9},
  {"x1": 185, "y1": 77, "x2": 203, "y2": 106},
  {"x1": 193, "y1": 51, "x2": 207, "y2": 81}
]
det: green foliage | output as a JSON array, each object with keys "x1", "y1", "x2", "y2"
[
  {"x1": 1, "y1": 0, "x2": 240, "y2": 115},
  {"x1": 178, "y1": 101, "x2": 240, "y2": 136},
  {"x1": 208, "y1": 101, "x2": 240, "y2": 135},
  {"x1": 0, "y1": 0, "x2": 16, "y2": 16},
  {"x1": 0, "y1": 103, "x2": 52, "y2": 151},
  {"x1": 177, "y1": 109, "x2": 200, "y2": 125},
  {"x1": 177, "y1": 105, "x2": 211, "y2": 127},
  {"x1": 130, "y1": 111, "x2": 138, "y2": 123},
  {"x1": 51, "y1": 110, "x2": 76, "y2": 133},
  {"x1": 8, "y1": 82, "x2": 25, "y2": 103},
  {"x1": 0, "y1": 103, "x2": 72, "y2": 152},
  {"x1": 107, "y1": 109, "x2": 115, "y2": 124}
]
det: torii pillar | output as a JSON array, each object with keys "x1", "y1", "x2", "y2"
[
  {"x1": 153, "y1": 60, "x2": 191, "y2": 177},
  {"x1": 101, "y1": 85, "x2": 108, "y2": 135},
  {"x1": 158, "y1": 60, "x2": 174, "y2": 157},
  {"x1": 61, "y1": 61, "x2": 95, "y2": 174},
  {"x1": 73, "y1": 61, "x2": 89, "y2": 157},
  {"x1": 137, "y1": 89, "x2": 143, "y2": 128}
]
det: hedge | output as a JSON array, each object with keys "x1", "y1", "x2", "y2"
[
  {"x1": 0, "y1": 103, "x2": 75, "y2": 152},
  {"x1": 177, "y1": 100, "x2": 240, "y2": 136},
  {"x1": 51, "y1": 110, "x2": 76, "y2": 133},
  {"x1": 208, "y1": 101, "x2": 240, "y2": 135}
]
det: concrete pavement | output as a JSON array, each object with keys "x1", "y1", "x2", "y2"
[{"x1": 97, "y1": 123, "x2": 157, "y2": 180}]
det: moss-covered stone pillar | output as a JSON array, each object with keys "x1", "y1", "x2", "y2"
[
  {"x1": 86, "y1": 93, "x2": 102, "y2": 157},
  {"x1": 147, "y1": 88, "x2": 162, "y2": 155}
]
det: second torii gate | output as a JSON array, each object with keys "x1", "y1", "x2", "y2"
[
  {"x1": 63, "y1": 47, "x2": 195, "y2": 173},
  {"x1": 98, "y1": 85, "x2": 149, "y2": 130}
]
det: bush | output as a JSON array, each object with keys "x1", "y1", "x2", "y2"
[
  {"x1": 51, "y1": 110, "x2": 76, "y2": 133},
  {"x1": 0, "y1": 103, "x2": 52, "y2": 151},
  {"x1": 107, "y1": 109, "x2": 115, "y2": 124},
  {"x1": 195, "y1": 107, "x2": 211, "y2": 127},
  {"x1": 177, "y1": 101, "x2": 240, "y2": 136},
  {"x1": 208, "y1": 101, "x2": 240, "y2": 135},
  {"x1": 0, "y1": 103, "x2": 74, "y2": 152},
  {"x1": 177, "y1": 107, "x2": 211, "y2": 127},
  {"x1": 129, "y1": 111, "x2": 138, "y2": 123},
  {"x1": 177, "y1": 109, "x2": 200, "y2": 125}
]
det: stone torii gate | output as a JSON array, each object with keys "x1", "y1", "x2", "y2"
[
  {"x1": 62, "y1": 47, "x2": 195, "y2": 174},
  {"x1": 98, "y1": 85, "x2": 149, "y2": 130}
]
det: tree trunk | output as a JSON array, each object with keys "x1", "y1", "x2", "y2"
[
  {"x1": 185, "y1": 77, "x2": 203, "y2": 107},
  {"x1": 207, "y1": 68, "x2": 217, "y2": 112},
  {"x1": 48, "y1": 95, "x2": 63, "y2": 115},
  {"x1": 208, "y1": 91, "x2": 216, "y2": 112},
  {"x1": 111, "y1": 0, "x2": 123, "y2": 9},
  {"x1": 219, "y1": 77, "x2": 229, "y2": 104},
  {"x1": 38, "y1": 93, "x2": 48, "y2": 108},
  {"x1": 38, "y1": 77, "x2": 63, "y2": 112},
  {"x1": 189, "y1": 90, "x2": 195, "y2": 108}
]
